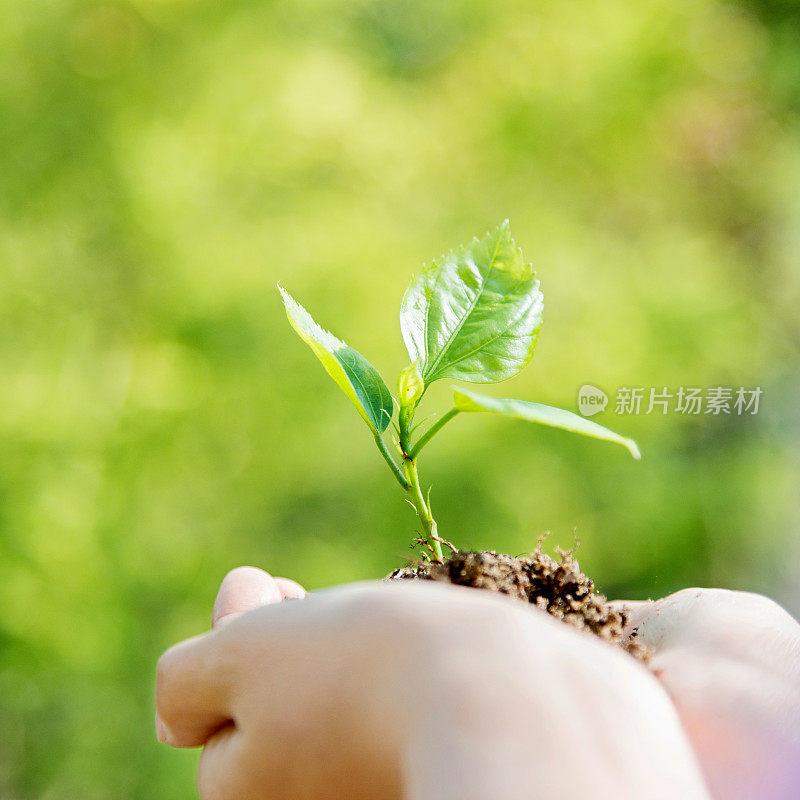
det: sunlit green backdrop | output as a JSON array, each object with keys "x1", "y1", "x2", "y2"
[{"x1": 1, "y1": 0, "x2": 799, "y2": 796}]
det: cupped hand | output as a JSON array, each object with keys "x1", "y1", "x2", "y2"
[{"x1": 156, "y1": 568, "x2": 709, "y2": 800}]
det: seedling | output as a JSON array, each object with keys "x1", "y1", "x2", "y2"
[{"x1": 280, "y1": 221, "x2": 639, "y2": 563}]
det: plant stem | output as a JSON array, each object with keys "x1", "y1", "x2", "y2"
[
  {"x1": 403, "y1": 458, "x2": 443, "y2": 562},
  {"x1": 409, "y1": 407, "x2": 460, "y2": 459},
  {"x1": 373, "y1": 431, "x2": 410, "y2": 490},
  {"x1": 396, "y1": 400, "x2": 444, "y2": 562}
]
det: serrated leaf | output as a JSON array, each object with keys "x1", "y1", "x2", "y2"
[
  {"x1": 454, "y1": 387, "x2": 641, "y2": 459},
  {"x1": 280, "y1": 286, "x2": 393, "y2": 434},
  {"x1": 400, "y1": 220, "x2": 544, "y2": 385}
]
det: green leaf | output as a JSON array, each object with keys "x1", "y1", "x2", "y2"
[
  {"x1": 454, "y1": 387, "x2": 641, "y2": 459},
  {"x1": 400, "y1": 220, "x2": 544, "y2": 385},
  {"x1": 279, "y1": 286, "x2": 393, "y2": 434}
]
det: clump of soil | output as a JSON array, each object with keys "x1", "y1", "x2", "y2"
[{"x1": 386, "y1": 546, "x2": 649, "y2": 662}]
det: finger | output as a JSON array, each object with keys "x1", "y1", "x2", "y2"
[
  {"x1": 620, "y1": 589, "x2": 800, "y2": 799},
  {"x1": 156, "y1": 632, "x2": 235, "y2": 748},
  {"x1": 212, "y1": 567, "x2": 283, "y2": 630},
  {"x1": 625, "y1": 588, "x2": 800, "y2": 655},
  {"x1": 197, "y1": 723, "x2": 249, "y2": 800},
  {"x1": 274, "y1": 577, "x2": 306, "y2": 600}
]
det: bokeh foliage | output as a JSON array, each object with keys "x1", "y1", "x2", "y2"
[{"x1": 1, "y1": 0, "x2": 799, "y2": 796}]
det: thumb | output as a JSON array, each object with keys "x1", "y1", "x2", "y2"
[{"x1": 212, "y1": 567, "x2": 283, "y2": 629}]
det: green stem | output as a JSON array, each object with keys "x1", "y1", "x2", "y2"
[
  {"x1": 408, "y1": 407, "x2": 460, "y2": 459},
  {"x1": 404, "y1": 458, "x2": 443, "y2": 562},
  {"x1": 373, "y1": 431, "x2": 410, "y2": 490},
  {"x1": 396, "y1": 401, "x2": 443, "y2": 562}
]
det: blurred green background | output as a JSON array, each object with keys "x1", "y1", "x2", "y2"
[{"x1": 1, "y1": 0, "x2": 799, "y2": 795}]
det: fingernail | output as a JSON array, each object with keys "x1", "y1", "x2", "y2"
[{"x1": 155, "y1": 713, "x2": 169, "y2": 743}]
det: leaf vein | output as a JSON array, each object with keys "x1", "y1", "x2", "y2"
[
  {"x1": 429, "y1": 283, "x2": 541, "y2": 379},
  {"x1": 424, "y1": 231, "x2": 504, "y2": 379}
]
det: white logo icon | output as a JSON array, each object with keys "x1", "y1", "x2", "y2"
[{"x1": 578, "y1": 384, "x2": 608, "y2": 417}]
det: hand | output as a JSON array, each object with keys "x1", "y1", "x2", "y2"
[
  {"x1": 612, "y1": 589, "x2": 800, "y2": 800},
  {"x1": 156, "y1": 568, "x2": 709, "y2": 800}
]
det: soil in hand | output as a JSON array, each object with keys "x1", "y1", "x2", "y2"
[{"x1": 387, "y1": 546, "x2": 649, "y2": 662}]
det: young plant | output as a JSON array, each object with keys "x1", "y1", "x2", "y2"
[{"x1": 280, "y1": 221, "x2": 640, "y2": 562}]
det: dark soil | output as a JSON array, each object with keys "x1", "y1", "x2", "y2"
[{"x1": 386, "y1": 547, "x2": 649, "y2": 662}]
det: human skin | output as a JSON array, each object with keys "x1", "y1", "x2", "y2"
[
  {"x1": 156, "y1": 568, "x2": 713, "y2": 800},
  {"x1": 611, "y1": 590, "x2": 800, "y2": 800}
]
